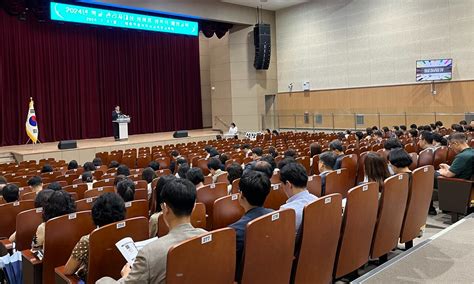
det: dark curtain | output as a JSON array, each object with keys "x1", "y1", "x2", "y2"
[{"x1": 0, "y1": 9, "x2": 202, "y2": 146}]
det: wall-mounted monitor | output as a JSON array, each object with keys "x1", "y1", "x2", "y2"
[
  {"x1": 416, "y1": 59, "x2": 452, "y2": 82},
  {"x1": 50, "y1": 2, "x2": 199, "y2": 36}
]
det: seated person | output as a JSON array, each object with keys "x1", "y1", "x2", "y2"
[
  {"x1": 329, "y1": 140, "x2": 345, "y2": 169},
  {"x1": 2, "y1": 184, "x2": 19, "y2": 203},
  {"x1": 318, "y1": 151, "x2": 337, "y2": 196},
  {"x1": 67, "y1": 160, "x2": 79, "y2": 170},
  {"x1": 116, "y1": 179, "x2": 135, "y2": 202},
  {"x1": 32, "y1": 190, "x2": 76, "y2": 250},
  {"x1": 252, "y1": 161, "x2": 273, "y2": 179},
  {"x1": 243, "y1": 147, "x2": 263, "y2": 174},
  {"x1": 116, "y1": 165, "x2": 130, "y2": 177},
  {"x1": 186, "y1": 168, "x2": 205, "y2": 189},
  {"x1": 148, "y1": 161, "x2": 160, "y2": 171},
  {"x1": 374, "y1": 130, "x2": 384, "y2": 142},
  {"x1": 229, "y1": 171, "x2": 273, "y2": 273},
  {"x1": 92, "y1": 158, "x2": 103, "y2": 168},
  {"x1": 108, "y1": 160, "x2": 120, "y2": 169},
  {"x1": 142, "y1": 167, "x2": 157, "y2": 199},
  {"x1": 149, "y1": 175, "x2": 176, "y2": 238},
  {"x1": 0, "y1": 176, "x2": 7, "y2": 193},
  {"x1": 28, "y1": 176, "x2": 43, "y2": 193},
  {"x1": 41, "y1": 164, "x2": 53, "y2": 174},
  {"x1": 97, "y1": 179, "x2": 207, "y2": 283},
  {"x1": 228, "y1": 122, "x2": 238, "y2": 138},
  {"x1": 207, "y1": 158, "x2": 226, "y2": 183},
  {"x1": 169, "y1": 150, "x2": 182, "y2": 174},
  {"x1": 176, "y1": 163, "x2": 190, "y2": 179},
  {"x1": 364, "y1": 152, "x2": 390, "y2": 192},
  {"x1": 438, "y1": 133, "x2": 473, "y2": 180},
  {"x1": 309, "y1": 142, "x2": 322, "y2": 161},
  {"x1": 283, "y1": 149, "x2": 297, "y2": 159},
  {"x1": 83, "y1": 162, "x2": 96, "y2": 172},
  {"x1": 47, "y1": 181, "x2": 63, "y2": 191},
  {"x1": 64, "y1": 193, "x2": 126, "y2": 280},
  {"x1": 388, "y1": 148, "x2": 413, "y2": 175},
  {"x1": 113, "y1": 175, "x2": 128, "y2": 187},
  {"x1": 279, "y1": 163, "x2": 317, "y2": 238},
  {"x1": 227, "y1": 162, "x2": 243, "y2": 193},
  {"x1": 241, "y1": 144, "x2": 252, "y2": 157},
  {"x1": 418, "y1": 131, "x2": 436, "y2": 151},
  {"x1": 81, "y1": 171, "x2": 94, "y2": 190}
]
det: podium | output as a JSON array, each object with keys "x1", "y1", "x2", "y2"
[{"x1": 113, "y1": 116, "x2": 131, "y2": 141}]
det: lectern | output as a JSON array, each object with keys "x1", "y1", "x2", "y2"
[{"x1": 114, "y1": 116, "x2": 131, "y2": 141}]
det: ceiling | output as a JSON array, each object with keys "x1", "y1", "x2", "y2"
[{"x1": 221, "y1": 0, "x2": 307, "y2": 11}]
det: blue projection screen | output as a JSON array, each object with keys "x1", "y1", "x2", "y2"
[{"x1": 50, "y1": 2, "x2": 199, "y2": 36}]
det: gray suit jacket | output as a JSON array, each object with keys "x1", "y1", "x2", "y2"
[{"x1": 97, "y1": 223, "x2": 207, "y2": 284}]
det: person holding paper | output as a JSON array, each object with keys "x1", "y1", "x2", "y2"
[
  {"x1": 97, "y1": 179, "x2": 207, "y2": 284},
  {"x1": 63, "y1": 193, "x2": 126, "y2": 280}
]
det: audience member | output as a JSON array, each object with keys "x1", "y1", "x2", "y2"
[
  {"x1": 438, "y1": 133, "x2": 473, "y2": 180},
  {"x1": 418, "y1": 131, "x2": 435, "y2": 151},
  {"x1": 219, "y1": 154, "x2": 229, "y2": 170},
  {"x1": 207, "y1": 158, "x2": 225, "y2": 183},
  {"x1": 226, "y1": 162, "x2": 243, "y2": 193},
  {"x1": 272, "y1": 130, "x2": 279, "y2": 136},
  {"x1": 32, "y1": 190, "x2": 76, "y2": 250},
  {"x1": 318, "y1": 152, "x2": 337, "y2": 195},
  {"x1": 451, "y1": 124, "x2": 464, "y2": 132},
  {"x1": 283, "y1": 149, "x2": 297, "y2": 159},
  {"x1": 267, "y1": 147, "x2": 278, "y2": 158},
  {"x1": 252, "y1": 161, "x2": 273, "y2": 179},
  {"x1": 410, "y1": 124, "x2": 417, "y2": 130},
  {"x1": 108, "y1": 161, "x2": 120, "y2": 169},
  {"x1": 116, "y1": 165, "x2": 130, "y2": 177},
  {"x1": 97, "y1": 179, "x2": 207, "y2": 283},
  {"x1": 116, "y1": 179, "x2": 135, "y2": 202},
  {"x1": 64, "y1": 193, "x2": 126, "y2": 280},
  {"x1": 92, "y1": 158, "x2": 103, "y2": 168},
  {"x1": 365, "y1": 127, "x2": 373, "y2": 137},
  {"x1": 169, "y1": 150, "x2": 181, "y2": 174},
  {"x1": 149, "y1": 175, "x2": 176, "y2": 238},
  {"x1": 408, "y1": 128, "x2": 418, "y2": 139},
  {"x1": 0, "y1": 176, "x2": 7, "y2": 193},
  {"x1": 374, "y1": 130, "x2": 384, "y2": 142},
  {"x1": 83, "y1": 162, "x2": 96, "y2": 172},
  {"x1": 177, "y1": 163, "x2": 190, "y2": 179},
  {"x1": 260, "y1": 155, "x2": 277, "y2": 174},
  {"x1": 241, "y1": 144, "x2": 251, "y2": 157},
  {"x1": 28, "y1": 176, "x2": 43, "y2": 193},
  {"x1": 67, "y1": 160, "x2": 79, "y2": 170},
  {"x1": 142, "y1": 167, "x2": 157, "y2": 199},
  {"x1": 364, "y1": 152, "x2": 390, "y2": 191},
  {"x1": 229, "y1": 171, "x2": 273, "y2": 274},
  {"x1": 279, "y1": 163, "x2": 317, "y2": 238},
  {"x1": 329, "y1": 140, "x2": 344, "y2": 169},
  {"x1": 81, "y1": 171, "x2": 94, "y2": 189},
  {"x1": 34, "y1": 189, "x2": 54, "y2": 208},
  {"x1": 278, "y1": 157, "x2": 296, "y2": 171},
  {"x1": 309, "y1": 143, "x2": 322, "y2": 157},
  {"x1": 148, "y1": 161, "x2": 160, "y2": 171},
  {"x1": 186, "y1": 168, "x2": 205, "y2": 189},
  {"x1": 2, "y1": 184, "x2": 19, "y2": 203},
  {"x1": 388, "y1": 148, "x2": 413, "y2": 175},
  {"x1": 113, "y1": 175, "x2": 127, "y2": 187},
  {"x1": 41, "y1": 164, "x2": 53, "y2": 173},
  {"x1": 47, "y1": 182, "x2": 62, "y2": 191}
]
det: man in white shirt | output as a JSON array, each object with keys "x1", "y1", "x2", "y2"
[{"x1": 228, "y1": 123, "x2": 238, "y2": 138}]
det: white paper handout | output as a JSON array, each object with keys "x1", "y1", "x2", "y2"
[{"x1": 115, "y1": 237, "x2": 158, "y2": 264}]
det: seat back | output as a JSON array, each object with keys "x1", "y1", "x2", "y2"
[
  {"x1": 125, "y1": 200, "x2": 149, "y2": 219},
  {"x1": 341, "y1": 155, "x2": 358, "y2": 188},
  {"x1": 296, "y1": 156, "x2": 311, "y2": 175},
  {"x1": 446, "y1": 147, "x2": 457, "y2": 164},
  {"x1": 196, "y1": 158, "x2": 210, "y2": 175},
  {"x1": 231, "y1": 178, "x2": 240, "y2": 194},
  {"x1": 311, "y1": 155, "x2": 320, "y2": 175},
  {"x1": 400, "y1": 166, "x2": 435, "y2": 244},
  {"x1": 63, "y1": 184, "x2": 89, "y2": 200},
  {"x1": 263, "y1": 183, "x2": 288, "y2": 210},
  {"x1": 15, "y1": 207, "x2": 44, "y2": 251},
  {"x1": 133, "y1": 180, "x2": 148, "y2": 190},
  {"x1": 75, "y1": 197, "x2": 98, "y2": 212},
  {"x1": 433, "y1": 146, "x2": 448, "y2": 170},
  {"x1": 370, "y1": 174, "x2": 409, "y2": 259},
  {"x1": 87, "y1": 217, "x2": 148, "y2": 283},
  {"x1": 93, "y1": 179, "x2": 115, "y2": 188},
  {"x1": 404, "y1": 143, "x2": 416, "y2": 153},
  {"x1": 21, "y1": 191, "x2": 37, "y2": 201},
  {"x1": 196, "y1": 182, "x2": 228, "y2": 227},
  {"x1": 167, "y1": 228, "x2": 236, "y2": 284},
  {"x1": 325, "y1": 169, "x2": 351, "y2": 198},
  {"x1": 356, "y1": 151, "x2": 369, "y2": 184},
  {"x1": 134, "y1": 188, "x2": 148, "y2": 200},
  {"x1": 43, "y1": 211, "x2": 95, "y2": 284},
  {"x1": 438, "y1": 177, "x2": 473, "y2": 215},
  {"x1": 157, "y1": 203, "x2": 207, "y2": 237},
  {"x1": 212, "y1": 194, "x2": 245, "y2": 230},
  {"x1": 240, "y1": 209, "x2": 295, "y2": 284},
  {"x1": 216, "y1": 172, "x2": 229, "y2": 184},
  {"x1": 417, "y1": 149, "x2": 434, "y2": 167},
  {"x1": 0, "y1": 200, "x2": 35, "y2": 238},
  {"x1": 334, "y1": 182, "x2": 378, "y2": 278},
  {"x1": 293, "y1": 194, "x2": 342, "y2": 284},
  {"x1": 307, "y1": 175, "x2": 322, "y2": 197},
  {"x1": 83, "y1": 186, "x2": 115, "y2": 199},
  {"x1": 408, "y1": 153, "x2": 418, "y2": 171}
]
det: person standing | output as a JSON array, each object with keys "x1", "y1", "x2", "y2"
[{"x1": 112, "y1": 106, "x2": 121, "y2": 140}]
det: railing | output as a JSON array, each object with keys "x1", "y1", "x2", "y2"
[{"x1": 262, "y1": 112, "x2": 472, "y2": 132}]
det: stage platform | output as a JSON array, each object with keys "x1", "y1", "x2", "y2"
[{"x1": 0, "y1": 129, "x2": 220, "y2": 165}]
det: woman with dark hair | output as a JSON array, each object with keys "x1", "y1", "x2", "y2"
[
  {"x1": 388, "y1": 148, "x2": 413, "y2": 174},
  {"x1": 64, "y1": 193, "x2": 126, "y2": 280},
  {"x1": 364, "y1": 153, "x2": 391, "y2": 191},
  {"x1": 272, "y1": 130, "x2": 279, "y2": 136},
  {"x1": 149, "y1": 175, "x2": 176, "y2": 238},
  {"x1": 67, "y1": 160, "x2": 79, "y2": 170},
  {"x1": 32, "y1": 190, "x2": 76, "y2": 250},
  {"x1": 116, "y1": 179, "x2": 135, "y2": 202},
  {"x1": 83, "y1": 162, "x2": 96, "y2": 172}
]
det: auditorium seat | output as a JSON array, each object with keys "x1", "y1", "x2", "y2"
[
  {"x1": 133, "y1": 188, "x2": 148, "y2": 200},
  {"x1": 93, "y1": 178, "x2": 115, "y2": 188},
  {"x1": 216, "y1": 172, "x2": 229, "y2": 184},
  {"x1": 404, "y1": 143, "x2": 416, "y2": 153},
  {"x1": 22, "y1": 211, "x2": 95, "y2": 284},
  {"x1": 370, "y1": 174, "x2": 409, "y2": 262},
  {"x1": 55, "y1": 217, "x2": 148, "y2": 284},
  {"x1": 334, "y1": 182, "x2": 378, "y2": 279},
  {"x1": 203, "y1": 175, "x2": 213, "y2": 185},
  {"x1": 133, "y1": 180, "x2": 148, "y2": 190},
  {"x1": 263, "y1": 183, "x2": 288, "y2": 210},
  {"x1": 212, "y1": 194, "x2": 245, "y2": 230},
  {"x1": 438, "y1": 177, "x2": 473, "y2": 223},
  {"x1": 400, "y1": 166, "x2": 435, "y2": 249},
  {"x1": 56, "y1": 174, "x2": 80, "y2": 185},
  {"x1": 75, "y1": 197, "x2": 98, "y2": 212},
  {"x1": 19, "y1": 186, "x2": 33, "y2": 197},
  {"x1": 325, "y1": 169, "x2": 351, "y2": 198},
  {"x1": 196, "y1": 158, "x2": 210, "y2": 175},
  {"x1": 157, "y1": 203, "x2": 206, "y2": 237},
  {"x1": 417, "y1": 149, "x2": 434, "y2": 167},
  {"x1": 121, "y1": 155, "x2": 136, "y2": 169},
  {"x1": 311, "y1": 154, "x2": 320, "y2": 175},
  {"x1": 0, "y1": 200, "x2": 35, "y2": 238},
  {"x1": 14, "y1": 208, "x2": 44, "y2": 251},
  {"x1": 66, "y1": 168, "x2": 84, "y2": 176},
  {"x1": 446, "y1": 147, "x2": 457, "y2": 164},
  {"x1": 307, "y1": 175, "x2": 322, "y2": 197},
  {"x1": 155, "y1": 156, "x2": 171, "y2": 169},
  {"x1": 408, "y1": 153, "x2": 418, "y2": 171},
  {"x1": 125, "y1": 200, "x2": 148, "y2": 219},
  {"x1": 270, "y1": 171, "x2": 281, "y2": 184},
  {"x1": 83, "y1": 186, "x2": 115, "y2": 199},
  {"x1": 296, "y1": 156, "x2": 311, "y2": 175},
  {"x1": 356, "y1": 151, "x2": 369, "y2": 184},
  {"x1": 341, "y1": 154, "x2": 358, "y2": 187},
  {"x1": 293, "y1": 194, "x2": 342, "y2": 284},
  {"x1": 231, "y1": 178, "x2": 240, "y2": 194},
  {"x1": 95, "y1": 152, "x2": 109, "y2": 166},
  {"x1": 239, "y1": 209, "x2": 295, "y2": 284},
  {"x1": 166, "y1": 228, "x2": 235, "y2": 284},
  {"x1": 155, "y1": 169, "x2": 172, "y2": 177},
  {"x1": 63, "y1": 184, "x2": 89, "y2": 200},
  {"x1": 433, "y1": 146, "x2": 448, "y2": 170},
  {"x1": 196, "y1": 183, "x2": 228, "y2": 229}
]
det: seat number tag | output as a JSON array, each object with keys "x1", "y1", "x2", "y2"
[
  {"x1": 210, "y1": 184, "x2": 215, "y2": 189},
  {"x1": 308, "y1": 176, "x2": 313, "y2": 181},
  {"x1": 325, "y1": 197, "x2": 332, "y2": 204},
  {"x1": 271, "y1": 213, "x2": 280, "y2": 221},
  {"x1": 98, "y1": 187, "x2": 103, "y2": 191},
  {"x1": 272, "y1": 184, "x2": 279, "y2": 190},
  {"x1": 125, "y1": 202, "x2": 132, "y2": 208},
  {"x1": 117, "y1": 222, "x2": 126, "y2": 229},
  {"x1": 13, "y1": 202, "x2": 20, "y2": 207},
  {"x1": 363, "y1": 185, "x2": 368, "y2": 191},
  {"x1": 399, "y1": 175, "x2": 403, "y2": 180},
  {"x1": 36, "y1": 208, "x2": 43, "y2": 213},
  {"x1": 68, "y1": 213, "x2": 77, "y2": 220},
  {"x1": 73, "y1": 185, "x2": 78, "y2": 188},
  {"x1": 337, "y1": 170, "x2": 341, "y2": 174},
  {"x1": 201, "y1": 234, "x2": 212, "y2": 244},
  {"x1": 232, "y1": 194, "x2": 238, "y2": 201},
  {"x1": 424, "y1": 167, "x2": 428, "y2": 172},
  {"x1": 86, "y1": 198, "x2": 93, "y2": 203}
]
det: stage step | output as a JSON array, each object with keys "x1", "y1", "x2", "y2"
[{"x1": 0, "y1": 152, "x2": 16, "y2": 165}]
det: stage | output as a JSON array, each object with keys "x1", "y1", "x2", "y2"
[{"x1": 0, "y1": 129, "x2": 220, "y2": 165}]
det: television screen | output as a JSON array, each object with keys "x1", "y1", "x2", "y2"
[
  {"x1": 50, "y1": 2, "x2": 199, "y2": 36},
  {"x1": 416, "y1": 59, "x2": 452, "y2": 81}
]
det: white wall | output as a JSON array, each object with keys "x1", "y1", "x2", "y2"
[{"x1": 276, "y1": 0, "x2": 474, "y2": 92}]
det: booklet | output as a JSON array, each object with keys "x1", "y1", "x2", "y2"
[{"x1": 115, "y1": 237, "x2": 158, "y2": 264}]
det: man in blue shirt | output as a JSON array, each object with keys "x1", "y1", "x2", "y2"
[
  {"x1": 229, "y1": 171, "x2": 273, "y2": 276},
  {"x1": 280, "y1": 162, "x2": 318, "y2": 239}
]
